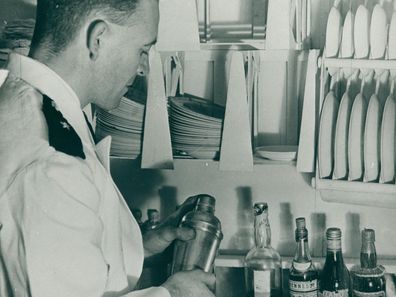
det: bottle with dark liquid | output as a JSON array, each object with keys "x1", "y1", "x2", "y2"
[
  {"x1": 289, "y1": 217, "x2": 318, "y2": 297},
  {"x1": 244, "y1": 203, "x2": 282, "y2": 297},
  {"x1": 142, "y1": 209, "x2": 160, "y2": 233},
  {"x1": 319, "y1": 228, "x2": 350, "y2": 297},
  {"x1": 350, "y1": 229, "x2": 386, "y2": 297}
]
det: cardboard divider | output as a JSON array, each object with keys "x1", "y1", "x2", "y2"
[
  {"x1": 141, "y1": 48, "x2": 174, "y2": 169},
  {"x1": 219, "y1": 52, "x2": 254, "y2": 171}
]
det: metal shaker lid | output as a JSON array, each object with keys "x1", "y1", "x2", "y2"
[
  {"x1": 181, "y1": 194, "x2": 223, "y2": 240},
  {"x1": 195, "y1": 194, "x2": 216, "y2": 213}
]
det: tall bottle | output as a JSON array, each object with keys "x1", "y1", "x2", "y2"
[
  {"x1": 319, "y1": 228, "x2": 350, "y2": 297},
  {"x1": 244, "y1": 203, "x2": 282, "y2": 297},
  {"x1": 289, "y1": 217, "x2": 318, "y2": 297},
  {"x1": 350, "y1": 229, "x2": 386, "y2": 297}
]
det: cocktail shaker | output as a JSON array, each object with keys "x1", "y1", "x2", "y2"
[{"x1": 171, "y1": 194, "x2": 223, "y2": 273}]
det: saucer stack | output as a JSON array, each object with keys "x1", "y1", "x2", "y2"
[
  {"x1": 169, "y1": 96, "x2": 224, "y2": 160},
  {"x1": 96, "y1": 96, "x2": 145, "y2": 159}
]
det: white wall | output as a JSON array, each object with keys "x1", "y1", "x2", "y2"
[
  {"x1": 111, "y1": 158, "x2": 396, "y2": 258},
  {"x1": 3, "y1": 0, "x2": 395, "y2": 258}
]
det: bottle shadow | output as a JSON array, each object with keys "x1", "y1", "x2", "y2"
[
  {"x1": 276, "y1": 202, "x2": 295, "y2": 256},
  {"x1": 310, "y1": 213, "x2": 326, "y2": 258},
  {"x1": 228, "y1": 186, "x2": 254, "y2": 251},
  {"x1": 345, "y1": 212, "x2": 361, "y2": 258}
]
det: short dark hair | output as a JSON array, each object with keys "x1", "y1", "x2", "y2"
[{"x1": 31, "y1": 0, "x2": 140, "y2": 53}]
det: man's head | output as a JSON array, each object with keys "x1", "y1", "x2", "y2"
[{"x1": 31, "y1": 0, "x2": 159, "y2": 110}]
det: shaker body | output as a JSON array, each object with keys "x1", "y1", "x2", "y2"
[
  {"x1": 171, "y1": 194, "x2": 223, "y2": 274},
  {"x1": 172, "y1": 225, "x2": 222, "y2": 273}
]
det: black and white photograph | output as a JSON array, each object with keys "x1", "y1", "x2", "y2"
[{"x1": 0, "y1": 0, "x2": 395, "y2": 296}]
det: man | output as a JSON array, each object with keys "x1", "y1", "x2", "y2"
[{"x1": 0, "y1": 0, "x2": 215, "y2": 296}]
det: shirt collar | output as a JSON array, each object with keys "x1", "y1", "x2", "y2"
[{"x1": 6, "y1": 53, "x2": 95, "y2": 149}]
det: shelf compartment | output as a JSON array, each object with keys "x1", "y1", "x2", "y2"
[
  {"x1": 313, "y1": 56, "x2": 396, "y2": 207},
  {"x1": 313, "y1": 178, "x2": 396, "y2": 209}
]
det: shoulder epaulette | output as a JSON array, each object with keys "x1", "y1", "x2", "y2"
[{"x1": 42, "y1": 95, "x2": 86, "y2": 159}]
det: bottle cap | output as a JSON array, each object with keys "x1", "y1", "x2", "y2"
[
  {"x1": 326, "y1": 227, "x2": 341, "y2": 239},
  {"x1": 296, "y1": 217, "x2": 306, "y2": 229},
  {"x1": 253, "y1": 202, "x2": 268, "y2": 215},
  {"x1": 362, "y1": 228, "x2": 375, "y2": 242},
  {"x1": 147, "y1": 209, "x2": 160, "y2": 221},
  {"x1": 295, "y1": 217, "x2": 308, "y2": 240},
  {"x1": 196, "y1": 194, "x2": 216, "y2": 212}
]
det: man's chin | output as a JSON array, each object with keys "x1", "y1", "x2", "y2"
[{"x1": 97, "y1": 97, "x2": 123, "y2": 111}]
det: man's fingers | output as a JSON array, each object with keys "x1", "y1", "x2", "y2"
[
  {"x1": 176, "y1": 227, "x2": 195, "y2": 241},
  {"x1": 193, "y1": 270, "x2": 216, "y2": 288}
]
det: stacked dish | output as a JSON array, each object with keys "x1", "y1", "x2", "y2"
[
  {"x1": 169, "y1": 96, "x2": 225, "y2": 159},
  {"x1": 2, "y1": 19, "x2": 35, "y2": 56},
  {"x1": 0, "y1": 49, "x2": 10, "y2": 68},
  {"x1": 96, "y1": 96, "x2": 145, "y2": 159}
]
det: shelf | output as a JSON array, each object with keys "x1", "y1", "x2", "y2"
[
  {"x1": 314, "y1": 178, "x2": 396, "y2": 209},
  {"x1": 215, "y1": 253, "x2": 396, "y2": 274},
  {"x1": 199, "y1": 39, "x2": 266, "y2": 50},
  {"x1": 321, "y1": 57, "x2": 396, "y2": 70},
  {"x1": 110, "y1": 155, "x2": 296, "y2": 167}
]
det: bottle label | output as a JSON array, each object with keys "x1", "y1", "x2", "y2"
[
  {"x1": 319, "y1": 290, "x2": 349, "y2": 297},
  {"x1": 292, "y1": 261, "x2": 312, "y2": 271},
  {"x1": 253, "y1": 270, "x2": 271, "y2": 295},
  {"x1": 289, "y1": 279, "x2": 318, "y2": 297},
  {"x1": 352, "y1": 290, "x2": 385, "y2": 297}
]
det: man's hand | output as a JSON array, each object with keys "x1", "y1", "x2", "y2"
[
  {"x1": 143, "y1": 195, "x2": 198, "y2": 258},
  {"x1": 162, "y1": 270, "x2": 216, "y2": 297}
]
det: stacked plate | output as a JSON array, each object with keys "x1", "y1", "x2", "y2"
[
  {"x1": 3, "y1": 19, "x2": 35, "y2": 55},
  {"x1": 95, "y1": 96, "x2": 145, "y2": 159},
  {"x1": 0, "y1": 49, "x2": 10, "y2": 68},
  {"x1": 169, "y1": 96, "x2": 225, "y2": 159}
]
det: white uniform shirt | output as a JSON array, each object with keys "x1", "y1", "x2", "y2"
[{"x1": 0, "y1": 53, "x2": 170, "y2": 297}]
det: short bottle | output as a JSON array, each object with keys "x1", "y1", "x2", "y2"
[
  {"x1": 350, "y1": 229, "x2": 386, "y2": 297},
  {"x1": 142, "y1": 209, "x2": 160, "y2": 233},
  {"x1": 319, "y1": 228, "x2": 350, "y2": 297},
  {"x1": 289, "y1": 217, "x2": 318, "y2": 297},
  {"x1": 244, "y1": 202, "x2": 282, "y2": 297}
]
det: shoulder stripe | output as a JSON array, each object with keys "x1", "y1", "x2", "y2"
[{"x1": 42, "y1": 95, "x2": 86, "y2": 159}]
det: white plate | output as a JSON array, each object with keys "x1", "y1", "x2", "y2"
[
  {"x1": 333, "y1": 91, "x2": 353, "y2": 179},
  {"x1": 348, "y1": 93, "x2": 367, "y2": 181},
  {"x1": 187, "y1": 150, "x2": 219, "y2": 160},
  {"x1": 318, "y1": 91, "x2": 339, "y2": 178},
  {"x1": 255, "y1": 145, "x2": 298, "y2": 161},
  {"x1": 363, "y1": 94, "x2": 382, "y2": 182},
  {"x1": 380, "y1": 95, "x2": 396, "y2": 183}
]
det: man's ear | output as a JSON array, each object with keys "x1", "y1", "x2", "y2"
[{"x1": 87, "y1": 20, "x2": 108, "y2": 61}]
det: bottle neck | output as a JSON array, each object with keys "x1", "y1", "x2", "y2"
[
  {"x1": 294, "y1": 237, "x2": 312, "y2": 263},
  {"x1": 254, "y1": 211, "x2": 271, "y2": 248},
  {"x1": 325, "y1": 238, "x2": 344, "y2": 263},
  {"x1": 360, "y1": 241, "x2": 377, "y2": 268}
]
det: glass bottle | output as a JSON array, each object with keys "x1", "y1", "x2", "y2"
[
  {"x1": 319, "y1": 228, "x2": 350, "y2": 297},
  {"x1": 350, "y1": 229, "x2": 386, "y2": 297},
  {"x1": 142, "y1": 209, "x2": 160, "y2": 233},
  {"x1": 289, "y1": 217, "x2": 318, "y2": 297},
  {"x1": 244, "y1": 202, "x2": 282, "y2": 297}
]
